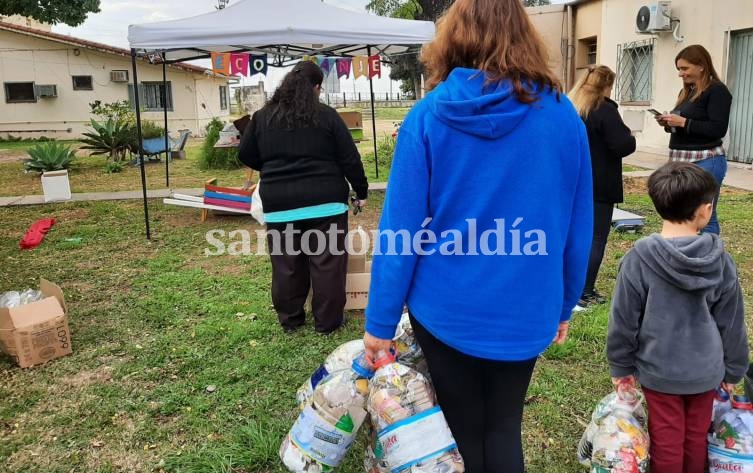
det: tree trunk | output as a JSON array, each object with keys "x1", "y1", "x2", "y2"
[{"x1": 413, "y1": 75, "x2": 423, "y2": 100}]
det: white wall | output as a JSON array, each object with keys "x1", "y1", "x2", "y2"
[
  {"x1": 0, "y1": 29, "x2": 230, "y2": 139},
  {"x1": 597, "y1": 0, "x2": 753, "y2": 153}
]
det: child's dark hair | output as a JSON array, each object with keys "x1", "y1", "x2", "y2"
[{"x1": 647, "y1": 162, "x2": 718, "y2": 223}]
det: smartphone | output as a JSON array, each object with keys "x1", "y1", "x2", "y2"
[{"x1": 647, "y1": 108, "x2": 662, "y2": 116}]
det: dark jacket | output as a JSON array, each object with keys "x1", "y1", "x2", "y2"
[
  {"x1": 584, "y1": 98, "x2": 636, "y2": 203},
  {"x1": 607, "y1": 234, "x2": 748, "y2": 395},
  {"x1": 238, "y1": 103, "x2": 368, "y2": 213},
  {"x1": 668, "y1": 81, "x2": 732, "y2": 151}
]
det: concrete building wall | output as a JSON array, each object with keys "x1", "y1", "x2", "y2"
[
  {"x1": 0, "y1": 29, "x2": 229, "y2": 139},
  {"x1": 596, "y1": 0, "x2": 753, "y2": 154},
  {"x1": 527, "y1": 5, "x2": 568, "y2": 85}
]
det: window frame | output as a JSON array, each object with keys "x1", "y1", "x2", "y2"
[
  {"x1": 72, "y1": 75, "x2": 94, "y2": 91},
  {"x1": 129, "y1": 81, "x2": 174, "y2": 112},
  {"x1": 616, "y1": 39, "x2": 655, "y2": 105},
  {"x1": 4, "y1": 81, "x2": 37, "y2": 103},
  {"x1": 219, "y1": 85, "x2": 228, "y2": 111}
]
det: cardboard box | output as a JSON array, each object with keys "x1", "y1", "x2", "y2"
[
  {"x1": 338, "y1": 111, "x2": 362, "y2": 129},
  {"x1": 0, "y1": 279, "x2": 71, "y2": 368},
  {"x1": 344, "y1": 261, "x2": 371, "y2": 310}
]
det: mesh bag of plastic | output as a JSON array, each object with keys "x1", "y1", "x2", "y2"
[
  {"x1": 576, "y1": 390, "x2": 649, "y2": 473},
  {"x1": 296, "y1": 340, "x2": 366, "y2": 409},
  {"x1": 366, "y1": 361, "x2": 464, "y2": 473}
]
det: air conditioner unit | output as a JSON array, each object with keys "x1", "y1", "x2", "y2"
[
  {"x1": 36, "y1": 84, "x2": 58, "y2": 98},
  {"x1": 110, "y1": 70, "x2": 129, "y2": 82},
  {"x1": 636, "y1": 1, "x2": 672, "y2": 33}
]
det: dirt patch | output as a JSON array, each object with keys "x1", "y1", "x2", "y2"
[
  {"x1": 0, "y1": 149, "x2": 28, "y2": 164},
  {"x1": 61, "y1": 365, "x2": 114, "y2": 388},
  {"x1": 623, "y1": 176, "x2": 648, "y2": 195}
]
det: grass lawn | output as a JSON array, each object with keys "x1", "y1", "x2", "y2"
[
  {"x1": 2, "y1": 178, "x2": 752, "y2": 472},
  {"x1": 0, "y1": 143, "x2": 389, "y2": 198}
]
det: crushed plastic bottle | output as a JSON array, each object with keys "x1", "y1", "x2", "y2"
[
  {"x1": 0, "y1": 289, "x2": 43, "y2": 308},
  {"x1": 392, "y1": 313, "x2": 429, "y2": 379},
  {"x1": 281, "y1": 350, "x2": 396, "y2": 472},
  {"x1": 296, "y1": 340, "x2": 365, "y2": 409},
  {"x1": 366, "y1": 358, "x2": 464, "y2": 473}
]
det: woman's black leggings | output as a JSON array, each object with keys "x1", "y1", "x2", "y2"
[
  {"x1": 582, "y1": 201, "x2": 614, "y2": 296},
  {"x1": 409, "y1": 313, "x2": 537, "y2": 473}
]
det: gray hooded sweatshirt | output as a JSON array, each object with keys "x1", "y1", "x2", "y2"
[{"x1": 607, "y1": 233, "x2": 748, "y2": 395}]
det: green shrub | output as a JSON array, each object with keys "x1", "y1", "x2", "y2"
[
  {"x1": 103, "y1": 161, "x2": 124, "y2": 174},
  {"x1": 198, "y1": 117, "x2": 240, "y2": 170},
  {"x1": 140, "y1": 120, "x2": 165, "y2": 140},
  {"x1": 80, "y1": 118, "x2": 133, "y2": 162},
  {"x1": 23, "y1": 142, "x2": 76, "y2": 173}
]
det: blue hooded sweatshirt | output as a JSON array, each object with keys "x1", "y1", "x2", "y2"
[{"x1": 365, "y1": 68, "x2": 593, "y2": 361}]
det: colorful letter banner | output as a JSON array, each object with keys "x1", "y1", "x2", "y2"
[
  {"x1": 352, "y1": 56, "x2": 369, "y2": 79},
  {"x1": 320, "y1": 58, "x2": 333, "y2": 76},
  {"x1": 231, "y1": 53, "x2": 249, "y2": 76},
  {"x1": 211, "y1": 52, "x2": 231, "y2": 75},
  {"x1": 336, "y1": 58, "x2": 351, "y2": 79},
  {"x1": 368, "y1": 55, "x2": 381, "y2": 79},
  {"x1": 250, "y1": 55, "x2": 268, "y2": 76}
]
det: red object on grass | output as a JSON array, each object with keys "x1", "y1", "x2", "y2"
[{"x1": 19, "y1": 218, "x2": 56, "y2": 250}]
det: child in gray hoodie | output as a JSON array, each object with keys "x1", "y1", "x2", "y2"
[{"x1": 607, "y1": 161, "x2": 748, "y2": 473}]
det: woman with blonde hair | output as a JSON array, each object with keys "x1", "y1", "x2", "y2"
[
  {"x1": 568, "y1": 65, "x2": 635, "y2": 308},
  {"x1": 363, "y1": 0, "x2": 594, "y2": 470},
  {"x1": 655, "y1": 44, "x2": 732, "y2": 234}
]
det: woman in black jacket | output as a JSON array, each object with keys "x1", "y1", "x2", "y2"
[
  {"x1": 655, "y1": 44, "x2": 732, "y2": 235},
  {"x1": 568, "y1": 65, "x2": 636, "y2": 308},
  {"x1": 238, "y1": 61, "x2": 369, "y2": 333}
]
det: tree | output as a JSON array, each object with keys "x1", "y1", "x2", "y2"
[
  {"x1": 0, "y1": 0, "x2": 100, "y2": 27},
  {"x1": 367, "y1": 0, "x2": 453, "y2": 99},
  {"x1": 368, "y1": 0, "x2": 548, "y2": 98}
]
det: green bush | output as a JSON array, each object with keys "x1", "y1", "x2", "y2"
[
  {"x1": 80, "y1": 118, "x2": 133, "y2": 162},
  {"x1": 198, "y1": 117, "x2": 240, "y2": 170},
  {"x1": 103, "y1": 161, "x2": 124, "y2": 174},
  {"x1": 140, "y1": 120, "x2": 165, "y2": 140},
  {"x1": 23, "y1": 142, "x2": 76, "y2": 173}
]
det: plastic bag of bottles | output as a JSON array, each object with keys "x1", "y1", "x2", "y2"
[
  {"x1": 709, "y1": 393, "x2": 753, "y2": 472},
  {"x1": 576, "y1": 385, "x2": 649, "y2": 473},
  {"x1": 296, "y1": 340, "x2": 365, "y2": 408},
  {"x1": 0, "y1": 289, "x2": 43, "y2": 308},
  {"x1": 392, "y1": 313, "x2": 428, "y2": 378},
  {"x1": 366, "y1": 359, "x2": 464, "y2": 472},
  {"x1": 281, "y1": 351, "x2": 394, "y2": 472}
]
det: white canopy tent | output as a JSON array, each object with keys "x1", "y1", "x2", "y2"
[{"x1": 127, "y1": 0, "x2": 435, "y2": 238}]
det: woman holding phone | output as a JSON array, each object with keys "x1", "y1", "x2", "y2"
[{"x1": 655, "y1": 44, "x2": 732, "y2": 234}]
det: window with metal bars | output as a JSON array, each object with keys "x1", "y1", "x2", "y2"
[
  {"x1": 616, "y1": 39, "x2": 654, "y2": 104},
  {"x1": 128, "y1": 82, "x2": 174, "y2": 111}
]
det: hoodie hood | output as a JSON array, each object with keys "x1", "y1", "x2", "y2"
[
  {"x1": 634, "y1": 233, "x2": 726, "y2": 291},
  {"x1": 428, "y1": 67, "x2": 532, "y2": 139}
]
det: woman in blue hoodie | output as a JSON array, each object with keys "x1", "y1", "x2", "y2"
[{"x1": 363, "y1": 0, "x2": 593, "y2": 471}]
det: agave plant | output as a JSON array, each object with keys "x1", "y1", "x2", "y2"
[
  {"x1": 80, "y1": 118, "x2": 135, "y2": 162},
  {"x1": 23, "y1": 142, "x2": 76, "y2": 173}
]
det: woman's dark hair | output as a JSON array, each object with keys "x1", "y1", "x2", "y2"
[
  {"x1": 267, "y1": 61, "x2": 324, "y2": 128},
  {"x1": 421, "y1": 0, "x2": 561, "y2": 103},
  {"x1": 648, "y1": 161, "x2": 718, "y2": 223}
]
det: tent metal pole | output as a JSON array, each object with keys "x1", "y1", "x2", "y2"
[
  {"x1": 131, "y1": 48, "x2": 151, "y2": 240},
  {"x1": 162, "y1": 59, "x2": 170, "y2": 188},
  {"x1": 367, "y1": 45, "x2": 379, "y2": 180}
]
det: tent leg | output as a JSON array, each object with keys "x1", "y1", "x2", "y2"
[
  {"x1": 163, "y1": 59, "x2": 170, "y2": 188},
  {"x1": 132, "y1": 48, "x2": 151, "y2": 240},
  {"x1": 367, "y1": 45, "x2": 379, "y2": 180}
]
